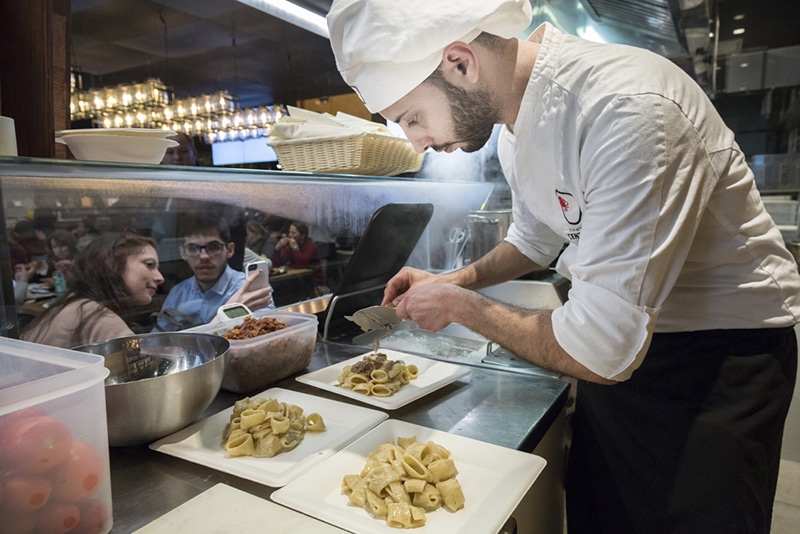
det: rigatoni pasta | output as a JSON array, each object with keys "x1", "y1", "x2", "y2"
[
  {"x1": 221, "y1": 396, "x2": 325, "y2": 458},
  {"x1": 337, "y1": 352, "x2": 419, "y2": 398},
  {"x1": 341, "y1": 436, "x2": 465, "y2": 528}
]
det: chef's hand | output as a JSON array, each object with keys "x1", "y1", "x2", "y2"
[
  {"x1": 395, "y1": 283, "x2": 473, "y2": 332},
  {"x1": 382, "y1": 267, "x2": 441, "y2": 307},
  {"x1": 227, "y1": 269, "x2": 273, "y2": 310}
]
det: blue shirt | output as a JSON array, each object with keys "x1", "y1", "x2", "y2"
[{"x1": 155, "y1": 265, "x2": 274, "y2": 332}]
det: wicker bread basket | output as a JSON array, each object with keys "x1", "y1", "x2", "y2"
[{"x1": 268, "y1": 133, "x2": 424, "y2": 176}]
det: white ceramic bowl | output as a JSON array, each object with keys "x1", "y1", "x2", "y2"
[
  {"x1": 55, "y1": 129, "x2": 179, "y2": 163},
  {"x1": 56, "y1": 128, "x2": 177, "y2": 138}
]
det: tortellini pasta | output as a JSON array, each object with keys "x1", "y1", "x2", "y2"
[
  {"x1": 337, "y1": 352, "x2": 419, "y2": 398},
  {"x1": 222, "y1": 396, "x2": 325, "y2": 458},
  {"x1": 341, "y1": 436, "x2": 465, "y2": 528}
]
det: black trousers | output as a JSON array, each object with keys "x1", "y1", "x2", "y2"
[{"x1": 566, "y1": 327, "x2": 797, "y2": 534}]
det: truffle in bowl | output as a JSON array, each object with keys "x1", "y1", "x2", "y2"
[{"x1": 74, "y1": 332, "x2": 229, "y2": 447}]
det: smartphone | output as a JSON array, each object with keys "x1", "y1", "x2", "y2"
[{"x1": 245, "y1": 260, "x2": 270, "y2": 291}]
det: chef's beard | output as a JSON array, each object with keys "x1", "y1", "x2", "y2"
[{"x1": 427, "y1": 70, "x2": 500, "y2": 153}]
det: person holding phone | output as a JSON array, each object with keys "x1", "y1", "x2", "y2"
[
  {"x1": 245, "y1": 259, "x2": 271, "y2": 290},
  {"x1": 154, "y1": 213, "x2": 274, "y2": 332}
]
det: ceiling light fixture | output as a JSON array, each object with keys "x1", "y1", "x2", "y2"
[
  {"x1": 236, "y1": 0, "x2": 329, "y2": 38},
  {"x1": 69, "y1": 76, "x2": 287, "y2": 144},
  {"x1": 732, "y1": 28, "x2": 745, "y2": 36}
]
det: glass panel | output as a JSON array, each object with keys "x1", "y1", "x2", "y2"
[{"x1": 1, "y1": 157, "x2": 493, "y2": 344}]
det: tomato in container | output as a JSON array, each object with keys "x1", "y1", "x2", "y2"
[
  {"x1": 74, "y1": 499, "x2": 111, "y2": 534},
  {"x1": 1, "y1": 475, "x2": 52, "y2": 513},
  {"x1": 0, "y1": 411, "x2": 108, "y2": 532},
  {"x1": 38, "y1": 501, "x2": 81, "y2": 534},
  {"x1": 0, "y1": 416, "x2": 73, "y2": 474},
  {"x1": 0, "y1": 337, "x2": 113, "y2": 534},
  {"x1": 50, "y1": 442, "x2": 103, "y2": 502}
]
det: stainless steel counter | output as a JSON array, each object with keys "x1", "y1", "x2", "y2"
[{"x1": 108, "y1": 340, "x2": 570, "y2": 533}]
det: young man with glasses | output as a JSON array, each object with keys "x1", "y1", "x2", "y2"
[{"x1": 154, "y1": 213, "x2": 274, "y2": 332}]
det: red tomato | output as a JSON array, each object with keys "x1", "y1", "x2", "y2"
[
  {"x1": 0, "y1": 505, "x2": 38, "y2": 534},
  {"x1": 2, "y1": 475, "x2": 52, "y2": 513},
  {"x1": 2, "y1": 416, "x2": 72, "y2": 474},
  {"x1": 0, "y1": 407, "x2": 46, "y2": 438},
  {"x1": 72, "y1": 499, "x2": 110, "y2": 534},
  {"x1": 37, "y1": 502, "x2": 81, "y2": 534},
  {"x1": 0, "y1": 407, "x2": 48, "y2": 459},
  {"x1": 50, "y1": 442, "x2": 103, "y2": 503}
]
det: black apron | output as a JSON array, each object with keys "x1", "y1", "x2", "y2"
[{"x1": 566, "y1": 327, "x2": 797, "y2": 534}]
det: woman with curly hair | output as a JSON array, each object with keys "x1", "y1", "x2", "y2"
[{"x1": 21, "y1": 232, "x2": 164, "y2": 348}]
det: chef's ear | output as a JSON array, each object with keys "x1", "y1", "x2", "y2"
[{"x1": 441, "y1": 41, "x2": 480, "y2": 85}]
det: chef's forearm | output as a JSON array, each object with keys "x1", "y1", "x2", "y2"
[
  {"x1": 458, "y1": 293, "x2": 616, "y2": 385},
  {"x1": 443, "y1": 241, "x2": 545, "y2": 290}
]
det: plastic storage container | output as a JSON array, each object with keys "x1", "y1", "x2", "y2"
[
  {"x1": 0, "y1": 337, "x2": 113, "y2": 534},
  {"x1": 187, "y1": 311, "x2": 318, "y2": 394}
]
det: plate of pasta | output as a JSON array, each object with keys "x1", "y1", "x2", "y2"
[
  {"x1": 295, "y1": 349, "x2": 471, "y2": 410},
  {"x1": 149, "y1": 388, "x2": 388, "y2": 487},
  {"x1": 271, "y1": 419, "x2": 547, "y2": 533}
]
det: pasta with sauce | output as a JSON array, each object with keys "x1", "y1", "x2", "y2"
[
  {"x1": 337, "y1": 352, "x2": 419, "y2": 398},
  {"x1": 341, "y1": 436, "x2": 465, "y2": 528},
  {"x1": 222, "y1": 396, "x2": 325, "y2": 458}
]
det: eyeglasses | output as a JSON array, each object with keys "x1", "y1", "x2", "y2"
[{"x1": 182, "y1": 241, "x2": 226, "y2": 257}]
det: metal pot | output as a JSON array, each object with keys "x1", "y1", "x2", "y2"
[
  {"x1": 465, "y1": 209, "x2": 512, "y2": 263},
  {"x1": 75, "y1": 332, "x2": 229, "y2": 447}
]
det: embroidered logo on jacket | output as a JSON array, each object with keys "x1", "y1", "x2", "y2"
[{"x1": 556, "y1": 189, "x2": 582, "y2": 225}]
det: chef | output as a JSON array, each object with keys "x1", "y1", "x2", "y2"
[{"x1": 327, "y1": 1, "x2": 800, "y2": 532}]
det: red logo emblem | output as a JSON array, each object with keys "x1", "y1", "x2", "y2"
[{"x1": 556, "y1": 189, "x2": 581, "y2": 225}]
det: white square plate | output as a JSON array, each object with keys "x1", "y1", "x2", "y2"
[
  {"x1": 134, "y1": 484, "x2": 347, "y2": 533},
  {"x1": 149, "y1": 388, "x2": 388, "y2": 487},
  {"x1": 271, "y1": 419, "x2": 547, "y2": 534},
  {"x1": 296, "y1": 349, "x2": 471, "y2": 410}
]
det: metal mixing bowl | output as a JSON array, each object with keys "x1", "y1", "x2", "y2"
[{"x1": 75, "y1": 332, "x2": 229, "y2": 447}]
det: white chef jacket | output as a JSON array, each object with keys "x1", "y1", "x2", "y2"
[{"x1": 499, "y1": 23, "x2": 800, "y2": 381}]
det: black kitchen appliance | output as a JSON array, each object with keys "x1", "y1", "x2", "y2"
[{"x1": 318, "y1": 202, "x2": 433, "y2": 340}]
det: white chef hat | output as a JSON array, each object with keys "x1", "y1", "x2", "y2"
[{"x1": 327, "y1": 0, "x2": 533, "y2": 113}]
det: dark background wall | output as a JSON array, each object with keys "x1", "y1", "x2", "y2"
[{"x1": 713, "y1": 87, "x2": 800, "y2": 158}]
